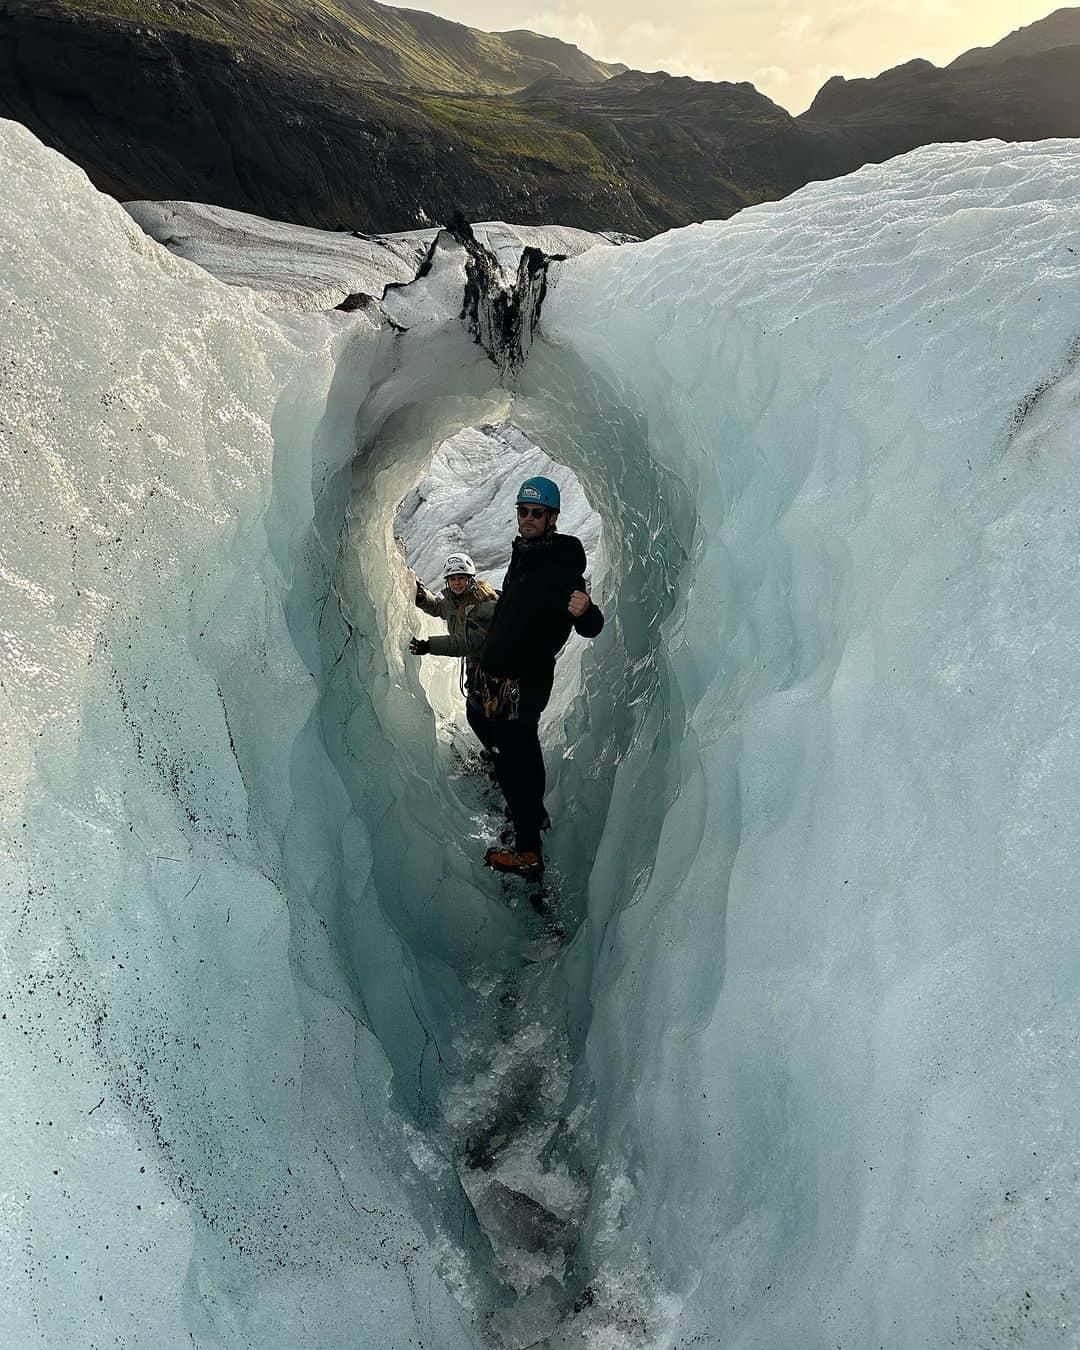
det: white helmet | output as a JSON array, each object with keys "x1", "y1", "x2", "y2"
[{"x1": 443, "y1": 552, "x2": 477, "y2": 578}]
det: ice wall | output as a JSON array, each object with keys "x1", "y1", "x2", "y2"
[
  {"x1": 532, "y1": 138, "x2": 1080, "y2": 1346},
  {"x1": 0, "y1": 119, "x2": 507, "y2": 1348},
  {"x1": 5, "y1": 110, "x2": 1080, "y2": 1350}
]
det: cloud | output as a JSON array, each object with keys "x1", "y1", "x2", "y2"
[
  {"x1": 428, "y1": 0, "x2": 1058, "y2": 119},
  {"x1": 817, "y1": 0, "x2": 957, "y2": 39},
  {"x1": 618, "y1": 18, "x2": 678, "y2": 44},
  {"x1": 753, "y1": 63, "x2": 792, "y2": 86},
  {"x1": 820, "y1": 2, "x2": 874, "y2": 38},
  {"x1": 519, "y1": 8, "x2": 603, "y2": 50},
  {"x1": 517, "y1": 9, "x2": 731, "y2": 82},
  {"x1": 781, "y1": 13, "x2": 814, "y2": 41},
  {"x1": 607, "y1": 19, "x2": 730, "y2": 80}
]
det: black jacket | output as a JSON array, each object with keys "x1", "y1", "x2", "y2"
[{"x1": 478, "y1": 532, "x2": 604, "y2": 683}]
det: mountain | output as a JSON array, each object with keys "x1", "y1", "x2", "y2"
[
  {"x1": 949, "y1": 6, "x2": 1080, "y2": 68},
  {"x1": 510, "y1": 71, "x2": 820, "y2": 222},
  {"x1": 1, "y1": 0, "x2": 1079, "y2": 236},
  {"x1": 495, "y1": 28, "x2": 628, "y2": 83},
  {"x1": 800, "y1": 11, "x2": 1080, "y2": 177},
  {"x1": 0, "y1": 0, "x2": 797, "y2": 233},
  {"x1": 5, "y1": 0, "x2": 623, "y2": 93}
]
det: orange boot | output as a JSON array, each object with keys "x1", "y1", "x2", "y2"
[{"x1": 484, "y1": 846, "x2": 544, "y2": 881}]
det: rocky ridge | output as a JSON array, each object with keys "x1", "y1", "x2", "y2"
[{"x1": 2, "y1": 1, "x2": 1079, "y2": 234}]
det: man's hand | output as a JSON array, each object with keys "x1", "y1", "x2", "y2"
[
  {"x1": 414, "y1": 575, "x2": 425, "y2": 602},
  {"x1": 568, "y1": 590, "x2": 591, "y2": 618},
  {"x1": 409, "y1": 637, "x2": 430, "y2": 656}
]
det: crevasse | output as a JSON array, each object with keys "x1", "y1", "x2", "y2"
[{"x1": 3, "y1": 119, "x2": 1080, "y2": 1350}]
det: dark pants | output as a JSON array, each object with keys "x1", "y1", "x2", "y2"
[
  {"x1": 469, "y1": 675, "x2": 552, "y2": 854},
  {"x1": 465, "y1": 699, "x2": 498, "y2": 754}
]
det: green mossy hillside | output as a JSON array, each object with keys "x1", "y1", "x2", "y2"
[{"x1": 39, "y1": 0, "x2": 616, "y2": 93}]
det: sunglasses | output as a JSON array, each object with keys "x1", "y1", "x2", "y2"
[{"x1": 516, "y1": 505, "x2": 548, "y2": 519}]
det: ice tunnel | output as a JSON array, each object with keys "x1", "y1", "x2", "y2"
[
  {"x1": 3, "y1": 117, "x2": 1080, "y2": 1350},
  {"x1": 396, "y1": 422, "x2": 604, "y2": 745}
]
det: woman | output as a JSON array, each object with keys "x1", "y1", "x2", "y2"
[{"x1": 409, "y1": 553, "x2": 500, "y2": 750}]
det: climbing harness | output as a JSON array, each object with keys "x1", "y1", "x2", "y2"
[{"x1": 471, "y1": 667, "x2": 521, "y2": 721}]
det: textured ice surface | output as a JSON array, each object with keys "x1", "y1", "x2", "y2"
[
  {"x1": 397, "y1": 423, "x2": 600, "y2": 593},
  {"x1": 5, "y1": 114, "x2": 1080, "y2": 1350},
  {"x1": 534, "y1": 138, "x2": 1080, "y2": 1347},
  {"x1": 0, "y1": 122, "x2": 496, "y2": 1349},
  {"x1": 125, "y1": 200, "x2": 624, "y2": 311}
]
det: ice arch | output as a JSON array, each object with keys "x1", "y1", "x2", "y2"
[{"x1": 4, "y1": 116, "x2": 1080, "y2": 1350}]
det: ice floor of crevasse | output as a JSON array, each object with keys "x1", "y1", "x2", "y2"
[
  {"x1": 423, "y1": 735, "x2": 660, "y2": 1349},
  {"x1": 435, "y1": 750, "x2": 589, "y2": 1347}
]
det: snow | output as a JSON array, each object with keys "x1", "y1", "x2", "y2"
[{"x1": 4, "y1": 115, "x2": 1080, "y2": 1350}]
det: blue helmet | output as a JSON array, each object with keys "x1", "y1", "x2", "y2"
[{"x1": 516, "y1": 476, "x2": 561, "y2": 511}]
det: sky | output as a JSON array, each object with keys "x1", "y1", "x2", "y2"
[{"x1": 386, "y1": 0, "x2": 1061, "y2": 112}]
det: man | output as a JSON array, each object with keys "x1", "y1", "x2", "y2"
[{"x1": 472, "y1": 476, "x2": 604, "y2": 879}]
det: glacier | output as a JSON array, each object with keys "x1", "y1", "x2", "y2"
[{"x1": 2, "y1": 112, "x2": 1080, "y2": 1350}]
